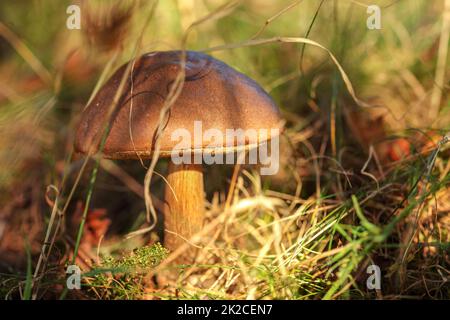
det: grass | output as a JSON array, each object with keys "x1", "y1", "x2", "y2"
[{"x1": 0, "y1": 0, "x2": 449, "y2": 300}]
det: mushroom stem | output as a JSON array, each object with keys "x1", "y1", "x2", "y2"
[{"x1": 164, "y1": 162, "x2": 204, "y2": 262}]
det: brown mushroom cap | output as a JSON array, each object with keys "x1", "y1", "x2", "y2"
[{"x1": 75, "y1": 50, "x2": 282, "y2": 159}]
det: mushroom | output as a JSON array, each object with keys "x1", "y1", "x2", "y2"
[{"x1": 75, "y1": 51, "x2": 282, "y2": 262}]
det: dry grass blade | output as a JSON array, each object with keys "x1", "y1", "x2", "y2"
[
  {"x1": 429, "y1": 0, "x2": 450, "y2": 121},
  {"x1": 0, "y1": 22, "x2": 52, "y2": 84},
  {"x1": 201, "y1": 36, "x2": 370, "y2": 108},
  {"x1": 251, "y1": 0, "x2": 303, "y2": 39},
  {"x1": 133, "y1": 0, "x2": 240, "y2": 238}
]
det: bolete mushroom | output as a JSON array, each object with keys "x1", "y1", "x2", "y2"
[{"x1": 75, "y1": 51, "x2": 282, "y2": 261}]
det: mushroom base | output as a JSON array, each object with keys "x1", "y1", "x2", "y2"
[{"x1": 163, "y1": 162, "x2": 204, "y2": 263}]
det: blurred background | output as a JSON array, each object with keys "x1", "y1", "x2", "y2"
[{"x1": 0, "y1": 0, "x2": 448, "y2": 299}]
